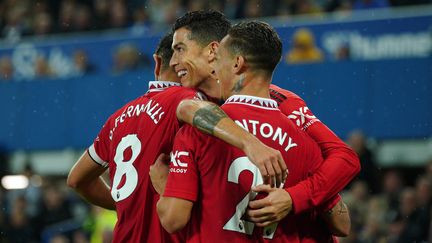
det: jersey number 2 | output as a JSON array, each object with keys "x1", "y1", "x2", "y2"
[
  {"x1": 111, "y1": 134, "x2": 141, "y2": 202},
  {"x1": 223, "y1": 157, "x2": 278, "y2": 239}
]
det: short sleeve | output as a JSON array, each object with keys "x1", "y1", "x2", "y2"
[
  {"x1": 88, "y1": 119, "x2": 111, "y2": 168},
  {"x1": 163, "y1": 125, "x2": 200, "y2": 202}
]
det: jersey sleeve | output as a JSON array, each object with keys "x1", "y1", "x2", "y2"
[
  {"x1": 278, "y1": 94, "x2": 320, "y2": 132},
  {"x1": 87, "y1": 118, "x2": 111, "y2": 168},
  {"x1": 280, "y1": 92, "x2": 360, "y2": 214},
  {"x1": 163, "y1": 125, "x2": 200, "y2": 202}
]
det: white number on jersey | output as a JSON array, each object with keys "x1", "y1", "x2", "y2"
[
  {"x1": 223, "y1": 156, "x2": 278, "y2": 239},
  {"x1": 111, "y1": 134, "x2": 141, "y2": 202}
]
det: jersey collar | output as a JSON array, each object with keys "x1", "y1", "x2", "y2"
[
  {"x1": 224, "y1": 95, "x2": 279, "y2": 110},
  {"x1": 147, "y1": 81, "x2": 181, "y2": 93}
]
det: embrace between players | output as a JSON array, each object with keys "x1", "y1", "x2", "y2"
[{"x1": 68, "y1": 10, "x2": 360, "y2": 243}]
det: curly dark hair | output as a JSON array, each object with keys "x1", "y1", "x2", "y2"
[
  {"x1": 155, "y1": 32, "x2": 174, "y2": 71},
  {"x1": 173, "y1": 10, "x2": 231, "y2": 47},
  {"x1": 226, "y1": 21, "x2": 282, "y2": 73}
]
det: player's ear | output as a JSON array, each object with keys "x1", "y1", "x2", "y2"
[
  {"x1": 233, "y1": 55, "x2": 245, "y2": 74},
  {"x1": 153, "y1": 54, "x2": 162, "y2": 80},
  {"x1": 208, "y1": 41, "x2": 219, "y2": 62}
]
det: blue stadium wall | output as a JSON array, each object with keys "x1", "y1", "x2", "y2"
[{"x1": 1, "y1": 9, "x2": 431, "y2": 151}]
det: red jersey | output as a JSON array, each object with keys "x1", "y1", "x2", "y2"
[
  {"x1": 164, "y1": 95, "x2": 324, "y2": 243},
  {"x1": 88, "y1": 81, "x2": 202, "y2": 243},
  {"x1": 270, "y1": 84, "x2": 360, "y2": 242}
]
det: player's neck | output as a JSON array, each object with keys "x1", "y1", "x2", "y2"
[
  {"x1": 158, "y1": 71, "x2": 180, "y2": 83},
  {"x1": 198, "y1": 76, "x2": 221, "y2": 100},
  {"x1": 235, "y1": 73, "x2": 271, "y2": 99}
]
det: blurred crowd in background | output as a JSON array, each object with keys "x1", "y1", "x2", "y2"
[
  {"x1": 1, "y1": 0, "x2": 431, "y2": 81},
  {"x1": 0, "y1": 25, "x2": 329, "y2": 81},
  {"x1": 0, "y1": 43, "x2": 152, "y2": 81},
  {"x1": 1, "y1": 0, "x2": 432, "y2": 41},
  {"x1": 0, "y1": 25, "x2": 327, "y2": 81},
  {"x1": 0, "y1": 130, "x2": 431, "y2": 243},
  {"x1": 342, "y1": 131, "x2": 432, "y2": 243}
]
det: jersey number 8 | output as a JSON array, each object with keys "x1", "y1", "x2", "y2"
[{"x1": 111, "y1": 134, "x2": 141, "y2": 202}]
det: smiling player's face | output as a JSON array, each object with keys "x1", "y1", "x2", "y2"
[{"x1": 170, "y1": 28, "x2": 212, "y2": 89}]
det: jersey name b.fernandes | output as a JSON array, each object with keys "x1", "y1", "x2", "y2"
[{"x1": 88, "y1": 81, "x2": 202, "y2": 243}]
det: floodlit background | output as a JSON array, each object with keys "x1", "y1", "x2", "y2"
[{"x1": 0, "y1": 0, "x2": 431, "y2": 242}]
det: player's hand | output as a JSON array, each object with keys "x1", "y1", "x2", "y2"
[
  {"x1": 243, "y1": 139, "x2": 288, "y2": 188},
  {"x1": 246, "y1": 184, "x2": 293, "y2": 227},
  {"x1": 149, "y1": 153, "x2": 170, "y2": 195}
]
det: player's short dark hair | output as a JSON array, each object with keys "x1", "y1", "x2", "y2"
[
  {"x1": 155, "y1": 32, "x2": 174, "y2": 71},
  {"x1": 173, "y1": 10, "x2": 231, "y2": 47},
  {"x1": 226, "y1": 21, "x2": 282, "y2": 73}
]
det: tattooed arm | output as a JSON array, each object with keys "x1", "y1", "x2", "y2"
[
  {"x1": 176, "y1": 99, "x2": 287, "y2": 187},
  {"x1": 322, "y1": 199, "x2": 351, "y2": 237}
]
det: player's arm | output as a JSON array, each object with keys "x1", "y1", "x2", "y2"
[
  {"x1": 67, "y1": 151, "x2": 115, "y2": 210},
  {"x1": 152, "y1": 159, "x2": 194, "y2": 233},
  {"x1": 247, "y1": 187, "x2": 351, "y2": 237},
  {"x1": 176, "y1": 99, "x2": 287, "y2": 187},
  {"x1": 149, "y1": 153, "x2": 191, "y2": 233},
  {"x1": 248, "y1": 138, "x2": 357, "y2": 225},
  {"x1": 157, "y1": 197, "x2": 193, "y2": 233},
  {"x1": 149, "y1": 154, "x2": 170, "y2": 195},
  {"x1": 247, "y1": 93, "x2": 359, "y2": 226},
  {"x1": 284, "y1": 116, "x2": 360, "y2": 214},
  {"x1": 249, "y1": 94, "x2": 360, "y2": 217},
  {"x1": 154, "y1": 125, "x2": 200, "y2": 233},
  {"x1": 321, "y1": 198, "x2": 351, "y2": 237}
]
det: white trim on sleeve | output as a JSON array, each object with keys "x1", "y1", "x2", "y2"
[{"x1": 88, "y1": 144, "x2": 109, "y2": 168}]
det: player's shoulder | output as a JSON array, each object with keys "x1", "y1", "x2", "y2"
[
  {"x1": 177, "y1": 124, "x2": 209, "y2": 145},
  {"x1": 107, "y1": 95, "x2": 148, "y2": 121},
  {"x1": 269, "y1": 84, "x2": 304, "y2": 101},
  {"x1": 155, "y1": 86, "x2": 205, "y2": 102},
  {"x1": 162, "y1": 86, "x2": 198, "y2": 96},
  {"x1": 269, "y1": 84, "x2": 308, "y2": 112},
  {"x1": 179, "y1": 123, "x2": 201, "y2": 136}
]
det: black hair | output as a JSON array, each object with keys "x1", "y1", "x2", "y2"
[
  {"x1": 173, "y1": 10, "x2": 231, "y2": 46},
  {"x1": 226, "y1": 21, "x2": 282, "y2": 73},
  {"x1": 155, "y1": 32, "x2": 174, "y2": 70}
]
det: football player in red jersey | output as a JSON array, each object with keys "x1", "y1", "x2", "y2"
[
  {"x1": 67, "y1": 32, "x2": 287, "y2": 243},
  {"x1": 157, "y1": 10, "x2": 359, "y2": 242},
  {"x1": 154, "y1": 21, "x2": 350, "y2": 242}
]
